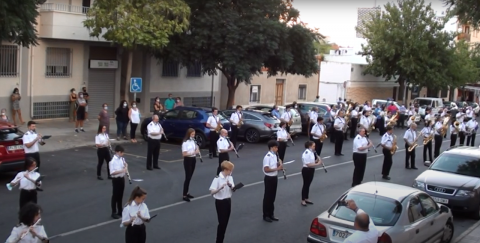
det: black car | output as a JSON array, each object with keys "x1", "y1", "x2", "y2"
[
  {"x1": 285, "y1": 102, "x2": 333, "y2": 134},
  {"x1": 219, "y1": 110, "x2": 280, "y2": 143}
]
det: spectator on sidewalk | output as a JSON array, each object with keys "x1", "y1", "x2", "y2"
[
  {"x1": 82, "y1": 87, "x2": 90, "y2": 120},
  {"x1": 10, "y1": 88, "x2": 25, "y2": 126},
  {"x1": 164, "y1": 94, "x2": 175, "y2": 110},
  {"x1": 115, "y1": 100, "x2": 130, "y2": 140},
  {"x1": 98, "y1": 103, "x2": 110, "y2": 135},
  {"x1": 1, "y1": 108, "x2": 10, "y2": 122},
  {"x1": 313, "y1": 96, "x2": 320, "y2": 102},
  {"x1": 129, "y1": 101, "x2": 141, "y2": 143},
  {"x1": 153, "y1": 97, "x2": 164, "y2": 115},
  {"x1": 69, "y1": 88, "x2": 77, "y2": 122},
  {"x1": 75, "y1": 92, "x2": 87, "y2": 133},
  {"x1": 174, "y1": 97, "x2": 184, "y2": 108}
]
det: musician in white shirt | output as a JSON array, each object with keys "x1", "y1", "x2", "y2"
[
  {"x1": 276, "y1": 122, "x2": 290, "y2": 162},
  {"x1": 352, "y1": 128, "x2": 373, "y2": 187},
  {"x1": 466, "y1": 107, "x2": 474, "y2": 118},
  {"x1": 456, "y1": 109, "x2": 466, "y2": 123},
  {"x1": 424, "y1": 108, "x2": 433, "y2": 125},
  {"x1": 9, "y1": 158, "x2": 41, "y2": 209},
  {"x1": 380, "y1": 126, "x2": 395, "y2": 180},
  {"x1": 459, "y1": 119, "x2": 468, "y2": 145},
  {"x1": 420, "y1": 123, "x2": 433, "y2": 163},
  {"x1": 310, "y1": 117, "x2": 325, "y2": 156},
  {"x1": 466, "y1": 116, "x2": 478, "y2": 146},
  {"x1": 181, "y1": 129, "x2": 200, "y2": 202},
  {"x1": 281, "y1": 106, "x2": 293, "y2": 134},
  {"x1": 404, "y1": 123, "x2": 418, "y2": 169},
  {"x1": 109, "y1": 145, "x2": 127, "y2": 219},
  {"x1": 333, "y1": 111, "x2": 346, "y2": 156},
  {"x1": 22, "y1": 121, "x2": 43, "y2": 172},
  {"x1": 229, "y1": 105, "x2": 243, "y2": 147},
  {"x1": 262, "y1": 140, "x2": 282, "y2": 222},
  {"x1": 122, "y1": 186, "x2": 151, "y2": 243},
  {"x1": 207, "y1": 108, "x2": 221, "y2": 158},
  {"x1": 350, "y1": 106, "x2": 359, "y2": 138},
  {"x1": 301, "y1": 141, "x2": 323, "y2": 206},
  {"x1": 210, "y1": 161, "x2": 236, "y2": 243},
  {"x1": 450, "y1": 120, "x2": 460, "y2": 147},
  {"x1": 308, "y1": 107, "x2": 319, "y2": 140},
  {"x1": 146, "y1": 115, "x2": 163, "y2": 170},
  {"x1": 433, "y1": 117, "x2": 444, "y2": 158},
  {"x1": 359, "y1": 110, "x2": 371, "y2": 135},
  {"x1": 95, "y1": 125, "x2": 112, "y2": 180},
  {"x1": 6, "y1": 203, "x2": 49, "y2": 243}
]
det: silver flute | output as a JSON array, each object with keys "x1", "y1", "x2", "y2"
[
  {"x1": 20, "y1": 218, "x2": 41, "y2": 239},
  {"x1": 192, "y1": 138, "x2": 203, "y2": 162}
]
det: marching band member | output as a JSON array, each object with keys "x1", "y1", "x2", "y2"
[
  {"x1": 217, "y1": 129, "x2": 233, "y2": 175},
  {"x1": 23, "y1": 121, "x2": 43, "y2": 172},
  {"x1": 262, "y1": 140, "x2": 282, "y2": 223},
  {"x1": 380, "y1": 126, "x2": 394, "y2": 180},
  {"x1": 421, "y1": 121, "x2": 433, "y2": 163},
  {"x1": 95, "y1": 125, "x2": 111, "y2": 180},
  {"x1": 122, "y1": 186, "x2": 150, "y2": 243},
  {"x1": 433, "y1": 116, "x2": 443, "y2": 158},
  {"x1": 459, "y1": 118, "x2": 467, "y2": 145},
  {"x1": 229, "y1": 106, "x2": 243, "y2": 147},
  {"x1": 352, "y1": 128, "x2": 373, "y2": 187},
  {"x1": 276, "y1": 122, "x2": 290, "y2": 162},
  {"x1": 407, "y1": 107, "x2": 416, "y2": 127},
  {"x1": 350, "y1": 105, "x2": 358, "y2": 138},
  {"x1": 10, "y1": 158, "x2": 41, "y2": 209},
  {"x1": 206, "y1": 108, "x2": 221, "y2": 159},
  {"x1": 359, "y1": 110, "x2": 370, "y2": 136},
  {"x1": 424, "y1": 108, "x2": 433, "y2": 124},
  {"x1": 308, "y1": 107, "x2": 319, "y2": 140},
  {"x1": 450, "y1": 120, "x2": 459, "y2": 147},
  {"x1": 466, "y1": 116, "x2": 478, "y2": 146},
  {"x1": 6, "y1": 203, "x2": 49, "y2": 243},
  {"x1": 146, "y1": 115, "x2": 163, "y2": 170},
  {"x1": 440, "y1": 108, "x2": 447, "y2": 118},
  {"x1": 281, "y1": 106, "x2": 293, "y2": 134},
  {"x1": 456, "y1": 108, "x2": 466, "y2": 123},
  {"x1": 310, "y1": 117, "x2": 325, "y2": 156},
  {"x1": 301, "y1": 141, "x2": 323, "y2": 206},
  {"x1": 209, "y1": 161, "x2": 235, "y2": 243},
  {"x1": 109, "y1": 145, "x2": 127, "y2": 219},
  {"x1": 466, "y1": 107, "x2": 474, "y2": 119},
  {"x1": 404, "y1": 123, "x2": 418, "y2": 169},
  {"x1": 182, "y1": 128, "x2": 199, "y2": 202},
  {"x1": 333, "y1": 111, "x2": 346, "y2": 156}
]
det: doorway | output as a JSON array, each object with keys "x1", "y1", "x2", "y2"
[{"x1": 275, "y1": 79, "x2": 284, "y2": 105}]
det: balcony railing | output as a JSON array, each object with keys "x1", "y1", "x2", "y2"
[{"x1": 40, "y1": 3, "x2": 89, "y2": 14}]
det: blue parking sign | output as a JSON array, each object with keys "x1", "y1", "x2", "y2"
[{"x1": 130, "y1": 77, "x2": 142, "y2": 93}]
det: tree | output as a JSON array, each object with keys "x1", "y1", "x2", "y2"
[
  {"x1": 83, "y1": 0, "x2": 190, "y2": 102},
  {"x1": 444, "y1": 0, "x2": 480, "y2": 27},
  {"x1": 154, "y1": 0, "x2": 320, "y2": 108},
  {"x1": 444, "y1": 40, "x2": 479, "y2": 99},
  {"x1": 0, "y1": 0, "x2": 45, "y2": 47},
  {"x1": 313, "y1": 40, "x2": 334, "y2": 55},
  {"x1": 356, "y1": 0, "x2": 455, "y2": 101}
]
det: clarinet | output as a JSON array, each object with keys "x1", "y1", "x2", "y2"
[
  {"x1": 314, "y1": 151, "x2": 327, "y2": 173},
  {"x1": 275, "y1": 152, "x2": 287, "y2": 179}
]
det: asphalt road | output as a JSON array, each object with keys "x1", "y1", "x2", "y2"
[{"x1": 0, "y1": 128, "x2": 478, "y2": 243}]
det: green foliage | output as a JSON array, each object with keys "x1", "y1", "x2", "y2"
[
  {"x1": 0, "y1": 0, "x2": 41, "y2": 47},
  {"x1": 444, "y1": 0, "x2": 480, "y2": 27},
  {"x1": 83, "y1": 0, "x2": 191, "y2": 50},
  {"x1": 313, "y1": 40, "x2": 334, "y2": 54},
  {"x1": 445, "y1": 41, "x2": 479, "y2": 87}
]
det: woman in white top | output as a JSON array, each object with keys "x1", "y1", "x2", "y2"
[
  {"x1": 74, "y1": 92, "x2": 87, "y2": 132},
  {"x1": 122, "y1": 186, "x2": 151, "y2": 243},
  {"x1": 6, "y1": 203, "x2": 49, "y2": 243},
  {"x1": 182, "y1": 128, "x2": 200, "y2": 202},
  {"x1": 301, "y1": 141, "x2": 323, "y2": 206},
  {"x1": 128, "y1": 101, "x2": 141, "y2": 143},
  {"x1": 276, "y1": 122, "x2": 290, "y2": 162},
  {"x1": 95, "y1": 125, "x2": 111, "y2": 180}
]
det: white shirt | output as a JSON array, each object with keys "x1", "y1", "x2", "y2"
[
  {"x1": 207, "y1": 115, "x2": 220, "y2": 130},
  {"x1": 209, "y1": 172, "x2": 234, "y2": 200},
  {"x1": 466, "y1": 120, "x2": 478, "y2": 133},
  {"x1": 147, "y1": 122, "x2": 163, "y2": 140},
  {"x1": 309, "y1": 111, "x2": 318, "y2": 124},
  {"x1": 343, "y1": 209, "x2": 379, "y2": 243},
  {"x1": 311, "y1": 124, "x2": 324, "y2": 140},
  {"x1": 230, "y1": 112, "x2": 242, "y2": 125},
  {"x1": 363, "y1": 105, "x2": 371, "y2": 111},
  {"x1": 434, "y1": 122, "x2": 443, "y2": 135},
  {"x1": 95, "y1": 133, "x2": 110, "y2": 146},
  {"x1": 302, "y1": 149, "x2": 316, "y2": 167},
  {"x1": 121, "y1": 201, "x2": 150, "y2": 226},
  {"x1": 276, "y1": 128, "x2": 288, "y2": 141},
  {"x1": 6, "y1": 224, "x2": 48, "y2": 243},
  {"x1": 456, "y1": 112, "x2": 465, "y2": 123},
  {"x1": 421, "y1": 127, "x2": 432, "y2": 138},
  {"x1": 450, "y1": 125, "x2": 459, "y2": 135},
  {"x1": 403, "y1": 129, "x2": 417, "y2": 144},
  {"x1": 334, "y1": 117, "x2": 345, "y2": 131},
  {"x1": 281, "y1": 110, "x2": 292, "y2": 123},
  {"x1": 353, "y1": 134, "x2": 369, "y2": 153},
  {"x1": 408, "y1": 110, "x2": 414, "y2": 116},
  {"x1": 263, "y1": 151, "x2": 278, "y2": 176},
  {"x1": 22, "y1": 130, "x2": 39, "y2": 153},
  {"x1": 425, "y1": 114, "x2": 432, "y2": 123},
  {"x1": 460, "y1": 122, "x2": 467, "y2": 132},
  {"x1": 11, "y1": 170, "x2": 41, "y2": 190},
  {"x1": 359, "y1": 116, "x2": 370, "y2": 129},
  {"x1": 109, "y1": 155, "x2": 126, "y2": 178},
  {"x1": 384, "y1": 116, "x2": 390, "y2": 127},
  {"x1": 466, "y1": 109, "x2": 473, "y2": 118},
  {"x1": 381, "y1": 133, "x2": 393, "y2": 148},
  {"x1": 330, "y1": 110, "x2": 337, "y2": 118},
  {"x1": 182, "y1": 139, "x2": 197, "y2": 157},
  {"x1": 130, "y1": 108, "x2": 141, "y2": 124},
  {"x1": 351, "y1": 110, "x2": 358, "y2": 118},
  {"x1": 217, "y1": 136, "x2": 230, "y2": 153}
]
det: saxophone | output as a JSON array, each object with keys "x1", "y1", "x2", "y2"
[
  {"x1": 319, "y1": 124, "x2": 328, "y2": 142},
  {"x1": 215, "y1": 121, "x2": 223, "y2": 133},
  {"x1": 407, "y1": 132, "x2": 422, "y2": 152},
  {"x1": 390, "y1": 134, "x2": 398, "y2": 155},
  {"x1": 237, "y1": 113, "x2": 244, "y2": 128},
  {"x1": 440, "y1": 116, "x2": 450, "y2": 137}
]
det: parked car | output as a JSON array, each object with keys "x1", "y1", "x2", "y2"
[
  {"x1": 0, "y1": 122, "x2": 25, "y2": 172},
  {"x1": 245, "y1": 105, "x2": 302, "y2": 134},
  {"x1": 414, "y1": 97, "x2": 444, "y2": 119},
  {"x1": 307, "y1": 182, "x2": 454, "y2": 243},
  {"x1": 372, "y1": 99, "x2": 400, "y2": 110},
  {"x1": 285, "y1": 102, "x2": 333, "y2": 134},
  {"x1": 140, "y1": 107, "x2": 231, "y2": 148},
  {"x1": 414, "y1": 146, "x2": 480, "y2": 219},
  {"x1": 219, "y1": 110, "x2": 279, "y2": 143}
]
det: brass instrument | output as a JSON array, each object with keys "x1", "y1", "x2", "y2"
[
  {"x1": 343, "y1": 104, "x2": 352, "y2": 133},
  {"x1": 387, "y1": 113, "x2": 399, "y2": 127},
  {"x1": 440, "y1": 116, "x2": 450, "y2": 137},
  {"x1": 407, "y1": 132, "x2": 422, "y2": 152},
  {"x1": 390, "y1": 134, "x2": 398, "y2": 155},
  {"x1": 319, "y1": 124, "x2": 328, "y2": 142},
  {"x1": 367, "y1": 115, "x2": 376, "y2": 133},
  {"x1": 454, "y1": 121, "x2": 460, "y2": 133},
  {"x1": 122, "y1": 157, "x2": 132, "y2": 184},
  {"x1": 237, "y1": 113, "x2": 244, "y2": 128},
  {"x1": 423, "y1": 132, "x2": 434, "y2": 145},
  {"x1": 215, "y1": 119, "x2": 223, "y2": 133},
  {"x1": 288, "y1": 119, "x2": 293, "y2": 126}
]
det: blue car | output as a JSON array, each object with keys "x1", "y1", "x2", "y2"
[{"x1": 141, "y1": 106, "x2": 231, "y2": 148}]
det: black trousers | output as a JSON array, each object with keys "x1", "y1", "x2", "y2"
[
  {"x1": 146, "y1": 139, "x2": 161, "y2": 169},
  {"x1": 467, "y1": 133, "x2": 476, "y2": 147},
  {"x1": 19, "y1": 189, "x2": 37, "y2": 209},
  {"x1": 423, "y1": 140, "x2": 433, "y2": 162},
  {"x1": 329, "y1": 125, "x2": 336, "y2": 143},
  {"x1": 130, "y1": 123, "x2": 138, "y2": 139},
  {"x1": 301, "y1": 167, "x2": 315, "y2": 200},
  {"x1": 217, "y1": 152, "x2": 229, "y2": 175},
  {"x1": 111, "y1": 177, "x2": 125, "y2": 214},
  {"x1": 183, "y1": 157, "x2": 196, "y2": 196},
  {"x1": 25, "y1": 152, "x2": 41, "y2": 172},
  {"x1": 459, "y1": 132, "x2": 466, "y2": 145},
  {"x1": 334, "y1": 130, "x2": 344, "y2": 154},
  {"x1": 215, "y1": 198, "x2": 231, "y2": 243},
  {"x1": 450, "y1": 134, "x2": 457, "y2": 147},
  {"x1": 125, "y1": 224, "x2": 146, "y2": 243},
  {"x1": 97, "y1": 147, "x2": 111, "y2": 177},
  {"x1": 263, "y1": 175, "x2": 278, "y2": 218},
  {"x1": 405, "y1": 143, "x2": 416, "y2": 168},
  {"x1": 230, "y1": 126, "x2": 239, "y2": 147},
  {"x1": 350, "y1": 118, "x2": 358, "y2": 138},
  {"x1": 309, "y1": 123, "x2": 315, "y2": 141},
  {"x1": 352, "y1": 153, "x2": 367, "y2": 187},
  {"x1": 382, "y1": 148, "x2": 393, "y2": 177},
  {"x1": 209, "y1": 131, "x2": 219, "y2": 156},
  {"x1": 313, "y1": 139, "x2": 323, "y2": 156},
  {"x1": 278, "y1": 141, "x2": 287, "y2": 162},
  {"x1": 285, "y1": 125, "x2": 290, "y2": 134},
  {"x1": 434, "y1": 135, "x2": 443, "y2": 158}
]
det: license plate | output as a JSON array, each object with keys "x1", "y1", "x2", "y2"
[
  {"x1": 332, "y1": 229, "x2": 351, "y2": 239},
  {"x1": 432, "y1": 196, "x2": 449, "y2": 204},
  {"x1": 7, "y1": 145, "x2": 23, "y2": 151}
]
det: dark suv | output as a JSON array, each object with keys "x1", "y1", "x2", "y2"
[
  {"x1": 0, "y1": 122, "x2": 25, "y2": 172},
  {"x1": 285, "y1": 102, "x2": 333, "y2": 134}
]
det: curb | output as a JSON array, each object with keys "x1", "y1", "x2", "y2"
[{"x1": 454, "y1": 219, "x2": 480, "y2": 243}]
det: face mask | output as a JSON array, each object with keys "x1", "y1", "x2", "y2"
[
  {"x1": 156, "y1": 99, "x2": 160, "y2": 102},
  {"x1": 294, "y1": 105, "x2": 298, "y2": 109},
  {"x1": 177, "y1": 100, "x2": 180, "y2": 102},
  {"x1": 104, "y1": 107, "x2": 108, "y2": 110},
  {"x1": 123, "y1": 103, "x2": 127, "y2": 107},
  {"x1": 133, "y1": 104, "x2": 136, "y2": 108},
  {"x1": 1, "y1": 112, "x2": 4, "y2": 116},
  {"x1": 15, "y1": 92, "x2": 19, "y2": 94},
  {"x1": 79, "y1": 95, "x2": 83, "y2": 98},
  {"x1": 73, "y1": 91, "x2": 76, "y2": 94}
]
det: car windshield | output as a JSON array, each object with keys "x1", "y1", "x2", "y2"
[
  {"x1": 430, "y1": 153, "x2": 480, "y2": 178},
  {"x1": 262, "y1": 113, "x2": 277, "y2": 120},
  {"x1": 415, "y1": 99, "x2": 431, "y2": 107},
  {"x1": 330, "y1": 192, "x2": 402, "y2": 227},
  {"x1": 207, "y1": 112, "x2": 227, "y2": 121},
  {"x1": 0, "y1": 128, "x2": 23, "y2": 141}
]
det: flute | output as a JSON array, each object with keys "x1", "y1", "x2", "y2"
[
  {"x1": 192, "y1": 138, "x2": 203, "y2": 162},
  {"x1": 20, "y1": 218, "x2": 41, "y2": 239},
  {"x1": 132, "y1": 204, "x2": 142, "y2": 226},
  {"x1": 6, "y1": 167, "x2": 39, "y2": 191},
  {"x1": 313, "y1": 151, "x2": 327, "y2": 173},
  {"x1": 122, "y1": 158, "x2": 132, "y2": 184}
]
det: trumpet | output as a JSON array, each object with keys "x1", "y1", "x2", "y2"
[
  {"x1": 6, "y1": 167, "x2": 38, "y2": 191},
  {"x1": 20, "y1": 218, "x2": 41, "y2": 239},
  {"x1": 122, "y1": 158, "x2": 132, "y2": 184}
]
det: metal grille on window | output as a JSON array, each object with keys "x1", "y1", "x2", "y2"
[
  {"x1": 0, "y1": 45, "x2": 18, "y2": 77},
  {"x1": 162, "y1": 60, "x2": 179, "y2": 77},
  {"x1": 183, "y1": 97, "x2": 212, "y2": 107},
  {"x1": 250, "y1": 85, "x2": 260, "y2": 102},
  {"x1": 356, "y1": 7, "x2": 380, "y2": 38},
  {"x1": 298, "y1": 85, "x2": 307, "y2": 100},
  {"x1": 187, "y1": 61, "x2": 202, "y2": 77},
  {"x1": 46, "y1": 47, "x2": 71, "y2": 77},
  {"x1": 33, "y1": 101, "x2": 70, "y2": 119}
]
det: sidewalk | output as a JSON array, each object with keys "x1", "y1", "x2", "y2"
[{"x1": 455, "y1": 220, "x2": 480, "y2": 243}]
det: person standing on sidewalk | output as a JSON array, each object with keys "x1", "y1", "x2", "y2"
[
  {"x1": 115, "y1": 100, "x2": 130, "y2": 140},
  {"x1": 10, "y1": 88, "x2": 25, "y2": 126},
  {"x1": 164, "y1": 94, "x2": 175, "y2": 111},
  {"x1": 82, "y1": 87, "x2": 90, "y2": 121},
  {"x1": 75, "y1": 92, "x2": 87, "y2": 133},
  {"x1": 129, "y1": 101, "x2": 141, "y2": 143},
  {"x1": 146, "y1": 115, "x2": 163, "y2": 170},
  {"x1": 22, "y1": 121, "x2": 43, "y2": 172},
  {"x1": 69, "y1": 88, "x2": 77, "y2": 122},
  {"x1": 98, "y1": 103, "x2": 110, "y2": 135}
]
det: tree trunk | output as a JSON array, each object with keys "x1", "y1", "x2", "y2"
[
  {"x1": 226, "y1": 77, "x2": 237, "y2": 109},
  {"x1": 124, "y1": 50, "x2": 133, "y2": 104},
  {"x1": 398, "y1": 79, "x2": 405, "y2": 103},
  {"x1": 449, "y1": 86, "x2": 455, "y2": 101}
]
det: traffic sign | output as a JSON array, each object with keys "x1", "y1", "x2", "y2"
[{"x1": 130, "y1": 77, "x2": 142, "y2": 93}]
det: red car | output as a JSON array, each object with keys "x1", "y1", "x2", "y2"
[{"x1": 0, "y1": 121, "x2": 25, "y2": 172}]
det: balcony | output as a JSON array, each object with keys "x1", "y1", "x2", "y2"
[{"x1": 39, "y1": 3, "x2": 107, "y2": 42}]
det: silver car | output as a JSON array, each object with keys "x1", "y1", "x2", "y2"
[
  {"x1": 245, "y1": 105, "x2": 302, "y2": 134},
  {"x1": 307, "y1": 182, "x2": 454, "y2": 243},
  {"x1": 414, "y1": 146, "x2": 480, "y2": 219}
]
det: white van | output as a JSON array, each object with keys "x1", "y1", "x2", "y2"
[{"x1": 413, "y1": 97, "x2": 444, "y2": 117}]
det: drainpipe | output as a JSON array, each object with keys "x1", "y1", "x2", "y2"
[
  {"x1": 316, "y1": 55, "x2": 321, "y2": 98},
  {"x1": 29, "y1": 46, "x2": 35, "y2": 119},
  {"x1": 211, "y1": 73, "x2": 214, "y2": 107}
]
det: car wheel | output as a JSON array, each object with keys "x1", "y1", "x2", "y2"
[
  {"x1": 245, "y1": 128, "x2": 260, "y2": 143},
  {"x1": 472, "y1": 205, "x2": 480, "y2": 220},
  {"x1": 440, "y1": 220, "x2": 454, "y2": 243},
  {"x1": 195, "y1": 132, "x2": 207, "y2": 149}
]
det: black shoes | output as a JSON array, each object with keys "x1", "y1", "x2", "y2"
[
  {"x1": 111, "y1": 213, "x2": 121, "y2": 219},
  {"x1": 186, "y1": 194, "x2": 194, "y2": 199},
  {"x1": 97, "y1": 176, "x2": 103, "y2": 180},
  {"x1": 382, "y1": 176, "x2": 391, "y2": 180},
  {"x1": 183, "y1": 197, "x2": 191, "y2": 202},
  {"x1": 153, "y1": 166, "x2": 161, "y2": 170},
  {"x1": 263, "y1": 216, "x2": 279, "y2": 222}
]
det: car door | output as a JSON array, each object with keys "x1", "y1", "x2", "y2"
[
  {"x1": 175, "y1": 110, "x2": 199, "y2": 137},
  {"x1": 405, "y1": 196, "x2": 431, "y2": 243},
  {"x1": 418, "y1": 193, "x2": 444, "y2": 243},
  {"x1": 161, "y1": 110, "x2": 180, "y2": 137}
]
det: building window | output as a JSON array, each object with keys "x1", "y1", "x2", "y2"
[
  {"x1": 187, "y1": 61, "x2": 202, "y2": 77},
  {"x1": 0, "y1": 45, "x2": 18, "y2": 77},
  {"x1": 46, "y1": 47, "x2": 71, "y2": 77},
  {"x1": 298, "y1": 85, "x2": 307, "y2": 100},
  {"x1": 250, "y1": 85, "x2": 261, "y2": 102},
  {"x1": 162, "y1": 59, "x2": 179, "y2": 77}
]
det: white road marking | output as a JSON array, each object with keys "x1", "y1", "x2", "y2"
[
  {"x1": 283, "y1": 160, "x2": 296, "y2": 165},
  {"x1": 47, "y1": 134, "x2": 480, "y2": 239},
  {"x1": 322, "y1": 156, "x2": 331, "y2": 159}
]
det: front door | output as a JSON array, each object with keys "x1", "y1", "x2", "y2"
[{"x1": 275, "y1": 79, "x2": 284, "y2": 105}]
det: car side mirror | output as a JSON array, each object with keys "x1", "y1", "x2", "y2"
[
  {"x1": 439, "y1": 205, "x2": 449, "y2": 214},
  {"x1": 424, "y1": 161, "x2": 432, "y2": 167}
]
